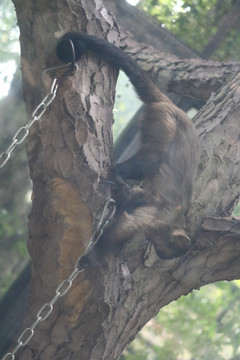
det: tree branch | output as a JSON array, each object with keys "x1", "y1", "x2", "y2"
[
  {"x1": 191, "y1": 72, "x2": 240, "y2": 225},
  {"x1": 120, "y1": 30, "x2": 240, "y2": 101}
]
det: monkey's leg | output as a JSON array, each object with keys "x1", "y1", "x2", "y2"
[
  {"x1": 115, "y1": 148, "x2": 162, "y2": 181},
  {"x1": 79, "y1": 204, "x2": 191, "y2": 267},
  {"x1": 79, "y1": 205, "x2": 171, "y2": 267},
  {"x1": 79, "y1": 205, "x2": 160, "y2": 268},
  {"x1": 115, "y1": 182, "x2": 146, "y2": 214},
  {"x1": 106, "y1": 205, "x2": 191, "y2": 259}
]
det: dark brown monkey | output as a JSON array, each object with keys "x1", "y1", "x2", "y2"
[{"x1": 56, "y1": 32, "x2": 199, "y2": 266}]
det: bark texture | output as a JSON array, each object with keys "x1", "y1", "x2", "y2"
[
  {"x1": 120, "y1": 31, "x2": 240, "y2": 101},
  {"x1": 104, "y1": 0, "x2": 240, "y2": 101},
  {"x1": 9, "y1": 0, "x2": 240, "y2": 359}
]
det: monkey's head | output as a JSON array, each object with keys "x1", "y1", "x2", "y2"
[
  {"x1": 56, "y1": 32, "x2": 87, "y2": 63},
  {"x1": 148, "y1": 227, "x2": 192, "y2": 260}
]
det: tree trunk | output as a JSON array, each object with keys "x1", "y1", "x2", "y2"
[{"x1": 9, "y1": 0, "x2": 240, "y2": 359}]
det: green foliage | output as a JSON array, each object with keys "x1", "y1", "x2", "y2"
[
  {"x1": 0, "y1": 208, "x2": 29, "y2": 299},
  {"x1": 0, "y1": 271, "x2": 14, "y2": 298},
  {"x1": 139, "y1": 0, "x2": 240, "y2": 60},
  {"x1": 0, "y1": 0, "x2": 19, "y2": 62},
  {"x1": 0, "y1": 209, "x2": 28, "y2": 252},
  {"x1": 122, "y1": 281, "x2": 240, "y2": 360},
  {"x1": 232, "y1": 202, "x2": 240, "y2": 217}
]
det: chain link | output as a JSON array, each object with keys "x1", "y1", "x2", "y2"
[
  {"x1": 80, "y1": 198, "x2": 116, "y2": 259},
  {"x1": 0, "y1": 78, "x2": 58, "y2": 168},
  {"x1": 0, "y1": 60, "x2": 78, "y2": 170},
  {"x1": 1, "y1": 198, "x2": 116, "y2": 360}
]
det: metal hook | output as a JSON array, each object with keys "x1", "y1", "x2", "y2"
[
  {"x1": 82, "y1": 198, "x2": 116, "y2": 256},
  {"x1": 68, "y1": 39, "x2": 77, "y2": 72},
  {"x1": 42, "y1": 38, "x2": 77, "y2": 81},
  {"x1": 42, "y1": 62, "x2": 79, "y2": 82},
  {"x1": 97, "y1": 198, "x2": 116, "y2": 232}
]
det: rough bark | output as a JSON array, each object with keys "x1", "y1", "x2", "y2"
[
  {"x1": 9, "y1": 0, "x2": 240, "y2": 359},
  {"x1": 12, "y1": 0, "x2": 118, "y2": 358},
  {"x1": 104, "y1": 0, "x2": 240, "y2": 101},
  {"x1": 119, "y1": 31, "x2": 240, "y2": 102},
  {"x1": 191, "y1": 72, "x2": 240, "y2": 224}
]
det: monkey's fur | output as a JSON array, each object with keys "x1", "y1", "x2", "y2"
[{"x1": 56, "y1": 32, "x2": 199, "y2": 267}]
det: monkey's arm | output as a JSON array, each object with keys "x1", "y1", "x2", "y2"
[
  {"x1": 113, "y1": 148, "x2": 163, "y2": 212},
  {"x1": 79, "y1": 204, "x2": 191, "y2": 268}
]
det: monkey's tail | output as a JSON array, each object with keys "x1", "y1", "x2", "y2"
[{"x1": 56, "y1": 32, "x2": 162, "y2": 104}]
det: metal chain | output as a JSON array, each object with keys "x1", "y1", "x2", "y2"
[
  {"x1": 81, "y1": 198, "x2": 116, "y2": 259},
  {"x1": 1, "y1": 198, "x2": 116, "y2": 360},
  {"x1": 1, "y1": 50, "x2": 115, "y2": 358},
  {"x1": 0, "y1": 78, "x2": 58, "y2": 168}
]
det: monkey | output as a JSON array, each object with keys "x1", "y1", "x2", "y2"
[{"x1": 56, "y1": 32, "x2": 199, "y2": 267}]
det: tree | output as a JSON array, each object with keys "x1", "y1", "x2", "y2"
[
  {"x1": 6, "y1": 0, "x2": 240, "y2": 359},
  {"x1": 140, "y1": 0, "x2": 240, "y2": 60}
]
